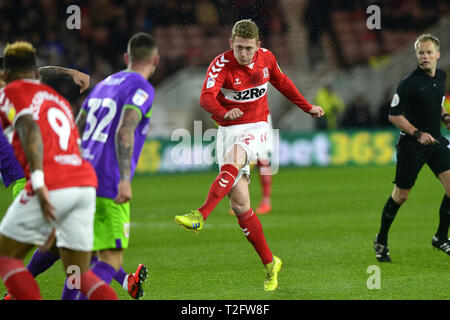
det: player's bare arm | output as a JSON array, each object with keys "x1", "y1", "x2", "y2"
[
  {"x1": 38, "y1": 66, "x2": 90, "y2": 93},
  {"x1": 15, "y1": 114, "x2": 57, "y2": 222},
  {"x1": 114, "y1": 107, "x2": 141, "y2": 204},
  {"x1": 389, "y1": 113, "x2": 436, "y2": 145},
  {"x1": 15, "y1": 115, "x2": 43, "y2": 175}
]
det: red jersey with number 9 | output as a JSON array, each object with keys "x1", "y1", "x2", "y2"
[{"x1": 0, "y1": 79, "x2": 97, "y2": 191}]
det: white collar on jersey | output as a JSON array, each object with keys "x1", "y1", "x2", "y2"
[
  {"x1": 21, "y1": 78, "x2": 41, "y2": 84},
  {"x1": 246, "y1": 63, "x2": 255, "y2": 69}
]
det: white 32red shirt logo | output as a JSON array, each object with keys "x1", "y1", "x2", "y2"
[{"x1": 221, "y1": 83, "x2": 267, "y2": 103}]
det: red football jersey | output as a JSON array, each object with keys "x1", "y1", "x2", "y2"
[
  {"x1": 200, "y1": 48, "x2": 313, "y2": 126},
  {"x1": 0, "y1": 79, "x2": 97, "y2": 192}
]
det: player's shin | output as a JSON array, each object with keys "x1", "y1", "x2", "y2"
[
  {"x1": 0, "y1": 255, "x2": 42, "y2": 300},
  {"x1": 436, "y1": 194, "x2": 450, "y2": 239},
  {"x1": 27, "y1": 248, "x2": 60, "y2": 277},
  {"x1": 377, "y1": 196, "x2": 401, "y2": 244},
  {"x1": 91, "y1": 260, "x2": 117, "y2": 285},
  {"x1": 236, "y1": 208, "x2": 273, "y2": 265},
  {"x1": 257, "y1": 160, "x2": 272, "y2": 202},
  {"x1": 198, "y1": 164, "x2": 239, "y2": 220},
  {"x1": 80, "y1": 270, "x2": 118, "y2": 300},
  {"x1": 61, "y1": 276, "x2": 80, "y2": 300}
]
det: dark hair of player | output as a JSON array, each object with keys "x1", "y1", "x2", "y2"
[{"x1": 127, "y1": 32, "x2": 158, "y2": 64}]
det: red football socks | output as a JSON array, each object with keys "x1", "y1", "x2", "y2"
[
  {"x1": 198, "y1": 164, "x2": 239, "y2": 220},
  {"x1": 0, "y1": 255, "x2": 42, "y2": 300},
  {"x1": 80, "y1": 270, "x2": 118, "y2": 300},
  {"x1": 257, "y1": 160, "x2": 272, "y2": 203},
  {"x1": 236, "y1": 208, "x2": 273, "y2": 265}
]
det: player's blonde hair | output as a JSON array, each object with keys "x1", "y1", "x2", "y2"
[
  {"x1": 3, "y1": 41, "x2": 36, "y2": 72},
  {"x1": 4, "y1": 41, "x2": 36, "y2": 57},
  {"x1": 231, "y1": 19, "x2": 259, "y2": 42},
  {"x1": 414, "y1": 34, "x2": 440, "y2": 52}
]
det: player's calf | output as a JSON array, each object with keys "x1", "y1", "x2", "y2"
[
  {"x1": 80, "y1": 270, "x2": 118, "y2": 300},
  {"x1": 0, "y1": 255, "x2": 42, "y2": 300}
]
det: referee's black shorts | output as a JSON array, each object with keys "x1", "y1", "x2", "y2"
[{"x1": 394, "y1": 135, "x2": 450, "y2": 189}]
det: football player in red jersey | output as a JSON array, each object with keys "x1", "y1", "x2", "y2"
[
  {"x1": 175, "y1": 19, "x2": 324, "y2": 291},
  {"x1": 0, "y1": 41, "x2": 117, "y2": 300}
]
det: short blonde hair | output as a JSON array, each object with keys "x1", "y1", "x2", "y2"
[
  {"x1": 414, "y1": 34, "x2": 440, "y2": 51},
  {"x1": 4, "y1": 41, "x2": 36, "y2": 57},
  {"x1": 3, "y1": 41, "x2": 36, "y2": 72},
  {"x1": 231, "y1": 19, "x2": 259, "y2": 42}
]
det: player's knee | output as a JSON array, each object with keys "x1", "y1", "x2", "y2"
[
  {"x1": 230, "y1": 202, "x2": 250, "y2": 215},
  {"x1": 392, "y1": 191, "x2": 409, "y2": 204}
]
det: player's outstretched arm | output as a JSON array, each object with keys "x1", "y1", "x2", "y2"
[
  {"x1": 114, "y1": 107, "x2": 141, "y2": 204},
  {"x1": 38, "y1": 66, "x2": 90, "y2": 93},
  {"x1": 15, "y1": 114, "x2": 57, "y2": 222}
]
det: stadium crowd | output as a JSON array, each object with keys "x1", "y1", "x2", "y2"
[{"x1": 1, "y1": 0, "x2": 449, "y2": 126}]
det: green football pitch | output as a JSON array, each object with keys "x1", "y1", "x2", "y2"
[{"x1": 0, "y1": 165, "x2": 449, "y2": 300}]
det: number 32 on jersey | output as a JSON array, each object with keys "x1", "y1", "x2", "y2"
[{"x1": 82, "y1": 98, "x2": 117, "y2": 143}]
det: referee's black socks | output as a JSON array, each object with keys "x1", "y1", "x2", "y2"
[
  {"x1": 377, "y1": 196, "x2": 401, "y2": 245},
  {"x1": 436, "y1": 194, "x2": 450, "y2": 240}
]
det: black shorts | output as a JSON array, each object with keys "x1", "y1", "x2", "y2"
[{"x1": 394, "y1": 135, "x2": 450, "y2": 189}]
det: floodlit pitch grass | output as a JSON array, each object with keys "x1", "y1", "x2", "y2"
[{"x1": 0, "y1": 165, "x2": 449, "y2": 300}]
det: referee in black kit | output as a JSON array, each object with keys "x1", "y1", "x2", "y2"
[{"x1": 374, "y1": 34, "x2": 450, "y2": 262}]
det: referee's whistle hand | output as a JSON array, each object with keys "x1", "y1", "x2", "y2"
[{"x1": 418, "y1": 132, "x2": 437, "y2": 145}]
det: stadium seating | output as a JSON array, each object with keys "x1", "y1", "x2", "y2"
[{"x1": 1, "y1": 0, "x2": 448, "y2": 110}]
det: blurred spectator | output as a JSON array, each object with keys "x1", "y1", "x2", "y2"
[
  {"x1": 303, "y1": 0, "x2": 331, "y2": 69},
  {"x1": 376, "y1": 90, "x2": 394, "y2": 128},
  {"x1": 2, "y1": 0, "x2": 440, "y2": 114},
  {"x1": 194, "y1": 0, "x2": 219, "y2": 30},
  {"x1": 325, "y1": 0, "x2": 445, "y2": 68},
  {"x1": 443, "y1": 69, "x2": 450, "y2": 115},
  {"x1": 314, "y1": 84, "x2": 346, "y2": 130},
  {"x1": 216, "y1": 0, "x2": 235, "y2": 25},
  {"x1": 444, "y1": 93, "x2": 450, "y2": 115},
  {"x1": 341, "y1": 95, "x2": 373, "y2": 128}
]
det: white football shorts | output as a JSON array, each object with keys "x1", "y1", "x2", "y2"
[
  {"x1": 0, "y1": 186, "x2": 96, "y2": 251},
  {"x1": 258, "y1": 114, "x2": 274, "y2": 162},
  {"x1": 217, "y1": 121, "x2": 271, "y2": 187}
]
